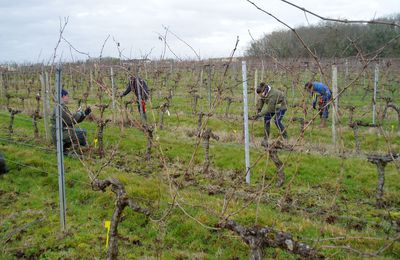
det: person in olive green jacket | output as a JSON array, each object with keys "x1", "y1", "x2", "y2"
[
  {"x1": 252, "y1": 82, "x2": 288, "y2": 142},
  {"x1": 51, "y1": 89, "x2": 91, "y2": 150}
]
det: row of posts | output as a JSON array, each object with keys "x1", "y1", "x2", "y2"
[
  {"x1": 242, "y1": 62, "x2": 379, "y2": 183},
  {"x1": 331, "y1": 63, "x2": 379, "y2": 148},
  {"x1": 0, "y1": 61, "x2": 381, "y2": 229}
]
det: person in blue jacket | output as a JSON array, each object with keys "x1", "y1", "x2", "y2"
[{"x1": 305, "y1": 81, "x2": 332, "y2": 128}]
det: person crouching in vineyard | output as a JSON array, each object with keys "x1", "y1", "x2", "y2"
[
  {"x1": 251, "y1": 82, "x2": 288, "y2": 147},
  {"x1": 51, "y1": 89, "x2": 92, "y2": 151},
  {"x1": 304, "y1": 81, "x2": 332, "y2": 128},
  {"x1": 120, "y1": 76, "x2": 150, "y2": 122}
]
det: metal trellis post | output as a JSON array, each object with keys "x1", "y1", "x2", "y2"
[
  {"x1": 55, "y1": 64, "x2": 66, "y2": 231},
  {"x1": 111, "y1": 67, "x2": 116, "y2": 123},
  {"x1": 373, "y1": 64, "x2": 379, "y2": 125},
  {"x1": 254, "y1": 69, "x2": 258, "y2": 105},
  {"x1": 207, "y1": 65, "x2": 212, "y2": 109},
  {"x1": 242, "y1": 61, "x2": 251, "y2": 184},
  {"x1": 332, "y1": 64, "x2": 338, "y2": 147}
]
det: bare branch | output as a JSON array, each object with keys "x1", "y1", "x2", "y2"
[
  {"x1": 162, "y1": 25, "x2": 201, "y2": 60},
  {"x1": 99, "y1": 34, "x2": 111, "y2": 60},
  {"x1": 218, "y1": 219, "x2": 324, "y2": 259},
  {"x1": 280, "y1": 0, "x2": 400, "y2": 28},
  {"x1": 157, "y1": 29, "x2": 183, "y2": 61},
  {"x1": 62, "y1": 36, "x2": 91, "y2": 59},
  {"x1": 49, "y1": 16, "x2": 69, "y2": 66},
  {"x1": 246, "y1": 0, "x2": 327, "y2": 82}
]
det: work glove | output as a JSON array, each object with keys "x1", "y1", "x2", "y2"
[
  {"x1": 119, "y1": 92, "x2": 124, "y2": 98},
  {"x1": 84, "y1": 106, "x2": 92, "y2": 116}
]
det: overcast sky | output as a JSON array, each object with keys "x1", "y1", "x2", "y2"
[{"x1": 0, "y1": 0, "x2": 398, "y2": 63}]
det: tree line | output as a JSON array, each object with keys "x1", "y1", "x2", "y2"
[{"x1": 245, "y1": 14, "x2": 400, "y2": 58}]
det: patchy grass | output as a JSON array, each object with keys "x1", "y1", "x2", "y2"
[{"x1": 0, "y1": 66, "x2": 399, "y2": 259}]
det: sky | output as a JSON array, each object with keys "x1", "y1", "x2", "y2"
[{"x1": 0, "y1": 0, "x2": 398, "y2": 63}]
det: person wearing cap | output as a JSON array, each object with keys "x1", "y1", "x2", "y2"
[
  {"x1": 252, "y1": 82, "x2": 288, "y2": 145},
  {"x1": 51, "y1": 89, "x2": 92, "y2": 150},
  {"x1": 120, "y1": 76, "x2": 150, "y2": 122},
  {"x1": 304, "y1": 81, "x2": 332, "y2": 128}
]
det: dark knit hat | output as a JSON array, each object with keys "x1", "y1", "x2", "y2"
[
  {"x1": 256, "y1": 82, "x2": 267, "y2": 94},
  {"x1": 61, "y1": 89, "x2": 68, "y2": 97},
  {"x1": 304, "y1": 82, "x2": 313, "y2": 89}
]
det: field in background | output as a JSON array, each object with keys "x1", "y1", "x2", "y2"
[{"x1": 0, "y1": 57, "x2": 399, "y2": 259}]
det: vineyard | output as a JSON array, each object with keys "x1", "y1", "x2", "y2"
[{"x1": 0, "y1": 56, "x2": 399, "y2": 259}]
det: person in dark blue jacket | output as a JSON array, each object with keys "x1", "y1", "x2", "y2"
[
  {"x1": 120, "y1": 76, "x2": 150, "y2": 122},
  {"x1": 305, "y1": 82, "x2": 332, "y2": 128}
]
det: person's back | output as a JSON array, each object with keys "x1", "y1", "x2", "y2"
[
  {"x1": 305, "y1": 81, "x2": 331, "y2": 127},
  {"x1": 312, "y1": 82, "x2": 331, "y2": 97},
  {"x1": 120, "y1": 76, "x2": 150, "y2": 121},
  {"x1": 122, "y1": 76, "x2": 150, "y2": 101},
  {"x1": 268, "y1": 87, "x2": 287, "y2": 110},
  {"x1": 255, "y1": 83, "x2": 288, "y2": 141},
  {"x1": 258, "y1": 87, "x2": 287, "y2": 115}
]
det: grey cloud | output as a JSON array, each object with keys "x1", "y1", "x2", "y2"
[{"x1": 0, "y1": 0, "x2": 398, "y2": 63}]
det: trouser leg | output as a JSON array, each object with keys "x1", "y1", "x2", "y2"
[
  {"x1": 320, "y1": 96, "x2": 329, "y2": 127},
  {"x1": 264, "y1": 113, "x2": 274, "y2": 140},
  {"x1": 137, "y1": 101, "x2": 147, "y2": 122},
  {"x1": 274, "y1": 109, "x2": 287, "y2": 139},
  {"x1": 261, "y1": 113, "x2": 273, "y2": 148},
  {"x1": 75, "y1": 128, "x2": 87, "y2": 146}
]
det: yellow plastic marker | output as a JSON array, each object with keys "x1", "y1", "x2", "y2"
[
  {"x1": 104, "y1": 220, "x2": 111, "y2": 249},
  {"x1": 94, "y1": 138, "x2": 98, "y2": 148}
]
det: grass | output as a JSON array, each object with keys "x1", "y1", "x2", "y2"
[{"x1": 0, "y1": 64, "x2": 399, "y2": 259}]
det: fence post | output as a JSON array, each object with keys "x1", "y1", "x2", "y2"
[
  {"x1": 345, "y1": 59, "x2": 348, "y2": 86},
  {"x1": 135, "y1": 67, "x2": 145, "y2": 123},
  {"x1": 363, "y1": 70, "x2": 366, "y2": 90},
  {"x1": 111, "y1": 67, "x2": 115, "y2": 110},
  {"x1": 0, "y1": 72, "x2": 3, "y2": 104},
  {"x1": 110, "y1": 67, "x2": 116, "y2": 123},
  {"x1": 40, "y1": 67, "x2": 51, "y2": 141},
  {"x1": 242, "y1": 61, "x2": 251, "y2": 184},
  {"x1": 200, "y1": 67, "x2": 203, "y2": 88},
  {"x1": 332, "y1": 64, "x2": 338, "y2": 147},
  {"x1": 207, "y1": 65, "x2": 212, "y2": 109},
  {"x1": 261, "y1": 60, "x2": 265, "y2": 82},
  {"x1": 89, "y1": 69, "x2": 93, "y2": 93},
  {"x1": 373, "y1": 64, "x2": 379, "y2": 125},
  {"x1": 254, "y1": 69, "x2": 258, "y2": 105},
  {"x1": 55, "y1": 64, "x2": 66, "y2": 231}
]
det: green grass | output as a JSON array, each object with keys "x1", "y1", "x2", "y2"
[{"x1": 0, "y1": 65, "x2": 399, "y2": 259}]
